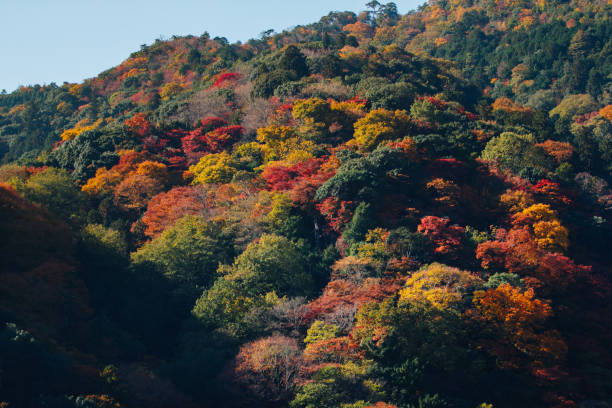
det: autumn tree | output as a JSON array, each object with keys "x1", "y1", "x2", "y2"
[
  {"x1": 470, "y1": 284, "x2": 567, "y2": 372},
  {"x1": 140, "y1": 186, "x2": 206, "y2": 238},
  {"x1": 349, "y1": 109, "x2": 413, "y2": 152},
  {"x1": 188, "y1": 152, "x2": 239, "y2": 184},
  {"x1": 417, "y1": 216, "x2": 465, "y2": 257},
  {"x1": 234, "y1": 335, "x2": 303, "y2": 402},
  {"x1": 398, "y1": 263, "x2": 483, "y2": 310},
  {"x1": 114, "y1": 174, "x2": 164, "y2": 212}
]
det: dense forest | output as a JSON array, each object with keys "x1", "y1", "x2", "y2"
[{"x1": 1, "y1": 0, "x2": 611, "y2": 407}]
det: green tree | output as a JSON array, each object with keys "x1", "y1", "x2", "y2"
[
  {"x1": 279, "y1": 45, "x2": 309, "y2": 78},
  {"x1": 192, "y1": 234, "x2": 314, "y2": 334},
  {"x1": 131, "y1": 216, "x2": 232, "y2": 288},
  {"x1": 18, "y1": 167, "x2": 86, "y2": 223},
  {"x1": 481, "y1": 132, "x2": 551, "y2": 174},
  {"x1": 343, "y1": 202, "x2": 375, "y2": 246}
]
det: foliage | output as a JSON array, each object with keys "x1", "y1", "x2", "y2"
[
  {"x1": 0, "y1": 2, "x2": 611, "y2": 407},
  {"x1": 132, "y1": 216, "x2": 231, "y2": 288}
]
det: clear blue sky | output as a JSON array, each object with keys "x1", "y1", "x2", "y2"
[{"x1": 0, "y1": 1, "x2": 423, "y2": 93}]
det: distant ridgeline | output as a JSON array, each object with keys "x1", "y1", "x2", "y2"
[{"x1": 1, "y1": 1, "x2": 612, "y2": 408}]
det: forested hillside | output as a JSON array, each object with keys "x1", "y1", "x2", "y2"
[{"x1": 1, "y1": 1, "x2": 611, "y2": 407}]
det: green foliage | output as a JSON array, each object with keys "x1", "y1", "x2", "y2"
[
  {"x1": 0, "y1": 2, "x2": 611, "y2": 407},
  {"x1": 549, "y1": 94, "x2": 597, "y2": 120},
  {"x1": 132, "y1": 216, "x2": 232, "y2": 288},
  {"x1": 17, "y1": 167, "x2": 86, "y2": 223},
  {"x1": 192, "y1": 234, "x2": 314, "y2": 334},
  {"x1": 481, "y1": 132, "x2": 551, "y2": 174},
  {"x1": 279, "y1": 45, "x2": 310, "y2": 78},
  {"x1": 484, "y1": 273, "x2": 523, "y2": 290},
  {"x1": 343, "y1": 202, "x2": 375, "y2": 246},
  {"x1": 304, "y1": 320, "x2": 340, "y2": 345}
]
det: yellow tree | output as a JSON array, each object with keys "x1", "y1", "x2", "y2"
[
  {"x1": 398, "y1": 263, "x2": 483, "y2": 310},
  {"x1": 188, "y1": 152, "x2": 238, "y2": 184},
  {"x1": 350, "y1": 109, "x2": 412, "y2": 152}
]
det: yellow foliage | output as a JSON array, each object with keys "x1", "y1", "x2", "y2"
[
  {"x1": 68, "y1": 84, "x2": 83, "y2": 97},
  {"x1": 500, "y1": 189, "x2": 535, "y2": 212},
  {"x1": 330, "y1": 100, "x2": 367, "y2": 117},
  {"x1": 256, "y1": 125, "x2": 315, "y2": 164},
  {"x1": 521, "y1": 203, "x2": 557, "y2": 222},
  {"x1": 189, "y1": 152, "x2": 238, "y2": 185},
  {"x1": 533, "y1": 220, "x2": 569, "y2": 252},
  {"x1": 8, "y1": 104, "x2": 26, "y2": 115},
  {"x1": 350, "y1": 109, "x2": 412, "y2": 152},
  {"x1": 356, "y1": 228, "x2": 389, "y2": 260},
  {"x1": 257, "y1": 125, "x2": 296, "y2": 146},
  {"x1": 398, "y1": 263, "x2": 483, "y2": 310},
  {"x1": 292, "y1": 98, "x2": 331, "y2": 123},
  {"x1": 82, "y1": 167, "x2": 122, "y2": 196},
  {"x1": 60, "y1": 118, "x2": 103, "y2": 141},
  {"x1": 426, "y1": 178, "x2": 460, "y2": 207},
  {"x1": 56, "y1": 101, "x2": 72, "y2": 115},
  {"x1": 159, "y1": 81, "x2": 184, "y2": 100},
  {"x1": 519, "y1": 204, "x2": 569, "y2": 252},
  {"x1": 253, "y1": 191, "x2": 294, "y2": 231},
  {"x1": 135, "y1": 161, "x2": 168, "y2": 180},
  {"x1": 514, "y1": 15, "x2": 535, "y2": 31},
  {"x1": 434, "y1": 37, "x2": 449, "y2": 47}
]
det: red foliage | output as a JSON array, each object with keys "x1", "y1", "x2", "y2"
[
  {"x1": 316, "y1": 197, "x2": 354, "y2": 233},
  {"x1": 533, "y1": 179, "x2": 572, "y2": 206},
  {"x1": 303, "y1": 278, "x2": 401, "y2": 323},
  {"x1": 0, "y1": 185, "x2": 93, "y2": 335},
  {"x1": 199, "y1": 116, "x2": 227, "y2": 131},
  {"x1": 425, "y1": 158, "x2": 469, "y2": 180},
  {"x1": 262, "y1": 158, "x2": 326, "y2": 191},
  {"x1": 345, "y1": 95, "x2": 368, "y2": 106},
  {"x1": 143, "y1": 136, "x2": 169, "y2": 153},
  {"x1": 125, "y1": 113, "x2": 153, "y2": 137},
  {"x1": 116, "y1": 151, "x2": 150, "y2": 172},
  {"x1": 476, "y1": 240, "x2": 510, "y2": 270},
  {"x1": 535, "y1": 253, "x2": 591, "y2": 288},
  {"x1": 167, "y1": 155, "x2": 188, "y2": 169},
  {"x1": 211, "y1": 72, "x2": 242, "y2": 88},
  {"x1": 25, "y1": 166, "x2": 49, "y2": 177},
  {"x1": 181, "y1": 124, "x2": 244, "y2": 163},
  {"x1": 417, "y1": 216, "x2": 465, "y2": 256}
]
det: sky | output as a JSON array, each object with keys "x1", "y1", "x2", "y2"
[{"x1": 0, "y1": 0, "x2": 423, "y2": 93}]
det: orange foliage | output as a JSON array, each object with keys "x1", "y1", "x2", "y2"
[
  {"x1": 125, "y1": 113, "x2": 153, "y2": 137},
  {"x1": 536, "y1": 140, "x2": 574, "y2": 163},
  {"x1": 82, "y1": 167, "x2": 123, "y2": 196},
  {"x1": 113, "y1": 174, "x2": 164, "y2": 211},
  {"x1": 303, "y1": 336, "x2": 363, "y2": 364},
  {"x1": 140, "y1": 186, "x2": 205, "y2": 238},
  {"x1": 492, "y1": 97, "x2": 535, "y2": 114},
  {"x1": 599, "y1": 105, "x2": 612, "y2": 122},
  {"x1": 471, "y1": 284, "x2": 567, "y2": 370},
  {"x1": 342, "y1": 22, "x2": 374, "y2": 38}
]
